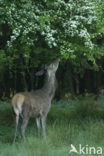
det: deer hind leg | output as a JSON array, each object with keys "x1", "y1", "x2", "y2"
[
  {"x1": 21, "y1": 117, "x2": 29, "y2": 140},
  {"x1": 13, "y1": 114, "x2": 19, "y2": 143},
  {"x1": 36, "y1": 117, "x2": 41, "y2": 136}
]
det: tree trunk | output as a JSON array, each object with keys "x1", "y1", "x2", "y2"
[
  {"x1": 75, "y1": 75, "x2": 80, "y2": 94},
  {"x1": 29, "y1": 68, "x2": 34, "y2": 90}
]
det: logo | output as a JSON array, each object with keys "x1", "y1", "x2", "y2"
[{"x1": 69, "y1": 144, "x2": 103, "y2": 155}]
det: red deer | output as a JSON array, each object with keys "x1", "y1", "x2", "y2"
[{"x1": 12, "y1": 58, "x2": 60, "y2": 143}]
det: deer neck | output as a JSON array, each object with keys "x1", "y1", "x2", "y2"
[{"x1": 42, "y1": 72, "x2": 56, "y2": 99}]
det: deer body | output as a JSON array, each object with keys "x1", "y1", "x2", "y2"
[{"x1": 12, "y1": 58, "x2": 60, "y2": 143}]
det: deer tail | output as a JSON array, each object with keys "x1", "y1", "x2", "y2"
[{"x1": 12, "y1": 94, "x2": 25, "y2": 116}]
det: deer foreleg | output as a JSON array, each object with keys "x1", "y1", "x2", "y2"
[
  {"x1": 36, "y1": 117, "x2": 41, "y2": 136},
  {"x1": 41, "y1": 116, "x2": 46, "y2": 138}
]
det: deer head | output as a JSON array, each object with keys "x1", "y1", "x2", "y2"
[
  {"x1": 35, "y1": 58, "x2": 60, "y2": 77},
  {"x1": 46, "y1": 58, "x2": 60, "y2": 77}
]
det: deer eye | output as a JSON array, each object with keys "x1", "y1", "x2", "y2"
[{"x1": 51, "y1": 64, "x2": 54, "y2": 69}]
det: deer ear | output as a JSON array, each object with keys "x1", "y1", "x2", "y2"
[
  {"x1": 35, "y1": 70, "x2": 44, "y2": 76},
  {"x1": 44, "y1": 64, "x2": 48, "y2": 70}
]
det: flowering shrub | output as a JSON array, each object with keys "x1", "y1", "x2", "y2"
[{"x1": 0, "y1": 0, "x2": 102, "y2": 72}]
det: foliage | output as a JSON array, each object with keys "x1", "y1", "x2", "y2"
[
  {"x1": 91, "y1": 0, "x2": 104, "y2": 65},
  {"x1": 0, "y1": 0, "x2": 100, "y2": 69},
  {"x1": 0, "y1": 0, "x2": 104, "y2": 96}
]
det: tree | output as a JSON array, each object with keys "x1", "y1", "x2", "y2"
[{"x1": 0, "y1": 0, "x2": 103, "y2": 96}]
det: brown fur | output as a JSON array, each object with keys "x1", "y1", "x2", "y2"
[{"x1": 12, "y1": 58, "x2": 60, "y2": 143}]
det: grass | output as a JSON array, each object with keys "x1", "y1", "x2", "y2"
[{"x1": 0, "y1": 96, "x2": 104, "y2": 156}]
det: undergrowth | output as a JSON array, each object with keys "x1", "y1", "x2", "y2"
[{"x1": 0, "y1": 95, "x2": 104, "y2": 156}]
